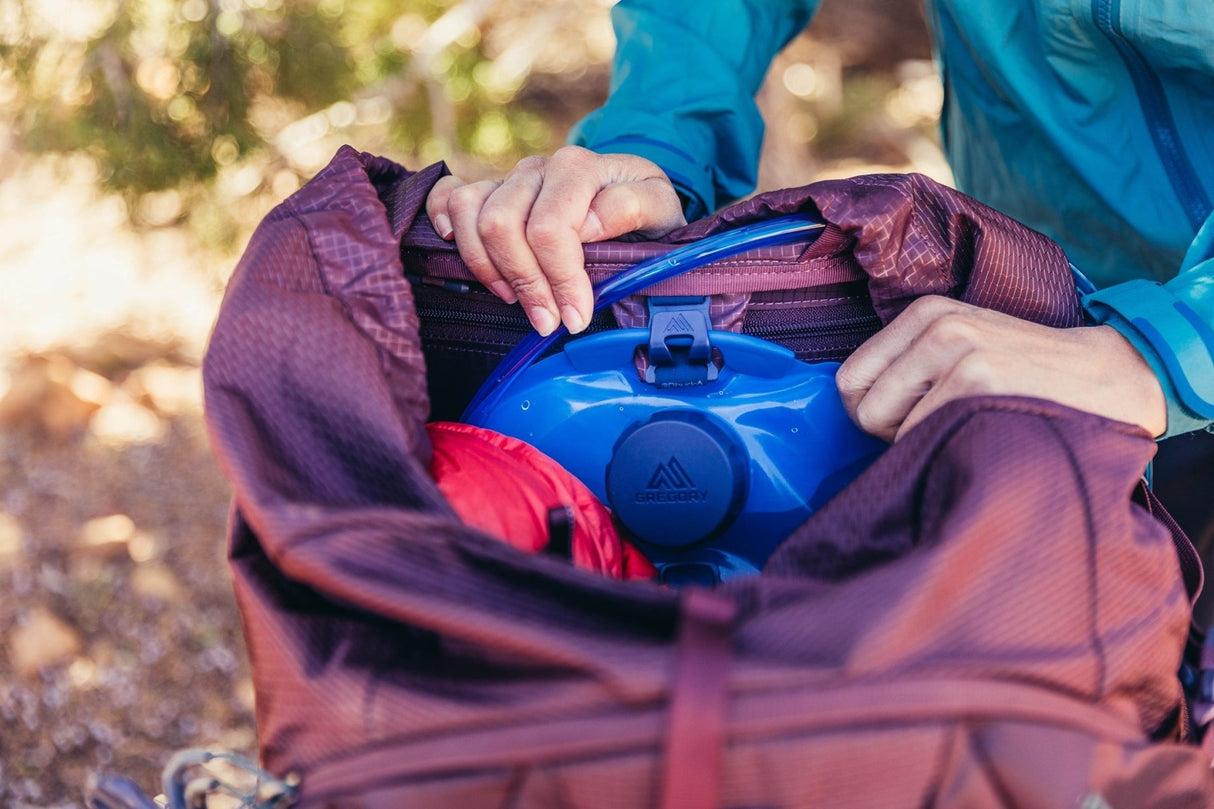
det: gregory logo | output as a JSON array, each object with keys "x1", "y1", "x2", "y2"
[
  {"x1": 636, "y1": 457, "x2": 708, "y2": 503},
  {"x1": 648, "y1": 456, "x2": 695, "y2": 489},
  {"x1": 662, "y1": 314, "x2": 695, "y2": 335}
]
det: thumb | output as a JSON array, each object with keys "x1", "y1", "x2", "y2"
[{"x1": 578, "y1": 179, "x2": 686, "y2": 242}]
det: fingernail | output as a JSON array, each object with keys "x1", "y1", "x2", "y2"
[
  {"x1": 528, "y1": 307, "x2": 557, "y2": 336},
  {"x1": 433, "y1": 213, "x2": 453, "y2": 240},
  {"x1": 561, "y1": 304, "x2": 586, "y2": 334},
  {"x1": 581, "y1": 210, "x2": 604, "y2": 241},
  {"x1": 489, "y1": 281, "x2": 517, "y2": 303}
]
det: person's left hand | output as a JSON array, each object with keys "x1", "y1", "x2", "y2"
[{"x1": 835, "y1": 295, "x2": 1168, "y2": 442}]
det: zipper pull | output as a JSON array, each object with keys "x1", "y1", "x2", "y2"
[{"x1": 405, "y1": 273, "x2": 474, "y2": 295}]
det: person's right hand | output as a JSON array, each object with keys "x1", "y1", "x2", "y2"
[{"x1": 425, "y1": 146, "x2": 687, "y2": 336}]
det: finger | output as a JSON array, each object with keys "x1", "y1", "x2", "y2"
[
  {"x1": 477, "y1": 163, "x2": 563, "y2": 334},
  {"x1": 836, "y1": 296, "x2": 961, "y2": 417},
  {"x1": 426, "y1": 174, "x2": 466, "y2": 240},
  {"x1": 893, "y1": 350, "x2": 1009, "y2": 441},
  {"x1": 528, "y1": 149, "x2": 683, "y2": 332},
  {"x1": 446, "y1": 179, "x2": 516, "y2": 303},
  {"x1": 521, "y1": 148, "x2": 616, "y2": 332},
  {"x1": 582, "y1": 176, "x2": 686, "y2": 242},
  {"x1": 853, "y1": 317, "x2": 981, "y2": 441},
  {"x1": 522, "y1": 148, "x2": 685, "y2": 333}
]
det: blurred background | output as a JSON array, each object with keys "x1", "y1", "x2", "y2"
[{"x1": 0, "y1": 0, "x2": 946, "y2": 804}]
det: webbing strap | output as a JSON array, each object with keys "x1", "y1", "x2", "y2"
[
  {"x1": 659, "y1": 587, "x2": 736, "y2": 809},
  {"x1": 1135, "y1": 482, "x2": 1203, "y2": 605}
]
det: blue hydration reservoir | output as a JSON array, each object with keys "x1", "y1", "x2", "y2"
[{"x1": 463, "y1": 216, "x2": 888, "y2": 584}]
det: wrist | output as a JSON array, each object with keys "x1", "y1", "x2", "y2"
[
  {"x1": 1083, "y1": 278, "x2": 1214, "y2": 436},
  {"x1": 1091, "y1": 324, "x2": 1168, "y2": 437}
]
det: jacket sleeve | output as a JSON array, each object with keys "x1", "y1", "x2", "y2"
[
  {"x1": 1084, "y1": 210, "x2": 1214, "y2": 438},
  {"x1": 569, "y1": 0, "x2": 818, "y2": 220}
]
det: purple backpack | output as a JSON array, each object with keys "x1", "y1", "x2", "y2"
[{"x1": 194, "y1": 146, "x2": 1213, "y2": 808}]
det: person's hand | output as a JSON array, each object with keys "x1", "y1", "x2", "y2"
[
  {"x1": 836, "y1": 295, "x2": 1169, "y2": 442},
  {"x1": 425, "y1": 146, "x2": 686, "y2": 335}
]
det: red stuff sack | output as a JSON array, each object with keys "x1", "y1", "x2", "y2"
[{"x1": 427, "y1": 422, "x2": 655, "y2": 580}]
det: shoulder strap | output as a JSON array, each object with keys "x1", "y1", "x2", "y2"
[{"x1": 660, "y1": 587, "x2": 736, "y2": 809}]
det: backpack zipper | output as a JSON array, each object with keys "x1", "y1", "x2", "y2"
[
  {"x1": 407, "y1": 257, "x2": 879, "y2": 361},
  {"x1": 413, "y1": 294, "x2": 878, "y2": 345},
  {"x1": 412, "y1": 302, "x2": 878, "y2": 336},
  {"x1": 1092, "y1": 0, "x2": 1212, "y2": 230},
  {"x1": 414, "y1": 301, "x2": 878, "y2": 369},
  {"x1": 414, "y1": 302, "x2": 533, "y2": 333}
]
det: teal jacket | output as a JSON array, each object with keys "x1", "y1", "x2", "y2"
[{"x1": 571, "y1": 0, "x2": 1214, "y2": 437}]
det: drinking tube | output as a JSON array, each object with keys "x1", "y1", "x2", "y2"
[{"x1": 462, "y1": 214, "x2": 826, "y2": 423}]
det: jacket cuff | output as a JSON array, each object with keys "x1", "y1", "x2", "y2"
[{"x1": 1084, "y1": 279, "x2": 1214, "y2": 437}]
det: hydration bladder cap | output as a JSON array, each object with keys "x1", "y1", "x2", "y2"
[{"x1": 605, "y1": 410, "x2": 749, "y2": 548}]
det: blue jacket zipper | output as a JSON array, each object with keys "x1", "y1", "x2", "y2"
[{"x1": 1092, "y1": 0, "x2": 1212, "y2": 231}]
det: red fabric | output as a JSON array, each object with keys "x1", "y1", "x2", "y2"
[{"x1": 426, "y1": 422, "x2": 656, "y2": 581}]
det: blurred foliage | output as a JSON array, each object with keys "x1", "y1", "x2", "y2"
[
  {"x1": 0, "y1": 0, "x2": 607, "y2": 230},
  {"x1": 0, "y1": 0, "x2": 941, "y2": 251}
]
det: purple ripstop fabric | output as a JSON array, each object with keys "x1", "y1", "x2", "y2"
[{"x1": 201, "y1": 147, "x2": 1210, "y2": 808}]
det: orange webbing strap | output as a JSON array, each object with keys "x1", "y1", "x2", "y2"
[{"x1": 659, "y1": 587, "x2": 737, "y2": 809}]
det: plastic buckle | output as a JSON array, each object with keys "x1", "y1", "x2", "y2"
[
  {"x1": 644, "y1": 297, "x2": 718, "y2": 387},
  {"x1": 162, "y1": 749, "x2": 299, "y2": 809}
]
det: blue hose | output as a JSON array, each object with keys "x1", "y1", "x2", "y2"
[{"x1": 462, "y1": 214, "x2": 825, "y2": 423}]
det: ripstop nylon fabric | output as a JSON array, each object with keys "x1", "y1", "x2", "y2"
[{"x1": 202, "y1": 147, "x2": 1214, "y2": 807}]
